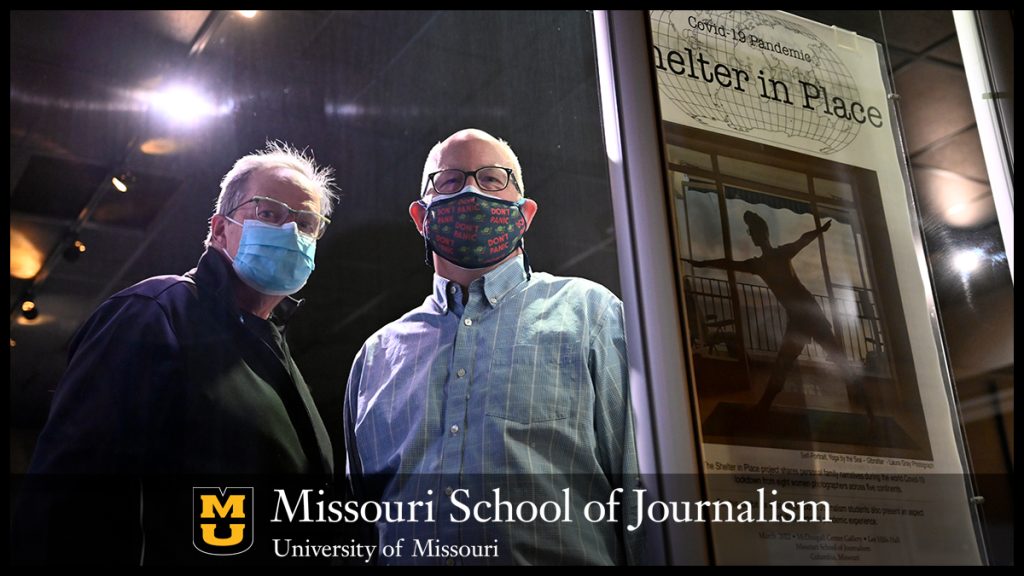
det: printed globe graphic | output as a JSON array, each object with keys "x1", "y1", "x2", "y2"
[{"x1": 652, "y1": 10, "x2": 862, "y2": 154}]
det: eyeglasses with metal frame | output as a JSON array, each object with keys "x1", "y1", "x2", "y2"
[{"x1": 226, "y1": 195, "x2": 330, "y2": 239}]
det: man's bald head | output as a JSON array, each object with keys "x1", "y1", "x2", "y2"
[{"x1": 420, "y1": 128, "x2": 525, "y2": 197}]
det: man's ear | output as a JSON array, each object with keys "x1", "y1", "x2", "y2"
[
  {"x1": 409, "y1": 201, "x2": 427, "y2": 235},
  {"x1": 209, "y1": 214, "x2": 228, "y2": 249},
  {"x1": 520, "y1": 198, "x2": 538, "y2": 230}
]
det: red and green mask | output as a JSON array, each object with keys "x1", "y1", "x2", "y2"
[{"x1": 420, "y1": 189, "x2": 528, "y2": 270}]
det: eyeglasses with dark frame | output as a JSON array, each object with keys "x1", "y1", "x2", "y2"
[
  {"x1": 423, "y1": 166, "x2": 520, "y2": 196},
  {"x1": 226, "y1": 195, "x2": 331, "y2": 239}
]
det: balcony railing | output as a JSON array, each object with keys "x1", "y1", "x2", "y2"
[{"x1": 685, "y1": 275, "x2": 887, "y2": 372}]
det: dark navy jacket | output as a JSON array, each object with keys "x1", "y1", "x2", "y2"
[{"x1": 14, "y1": 248, "x2": 334, "y2": 563}]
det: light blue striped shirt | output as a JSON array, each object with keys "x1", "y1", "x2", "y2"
[{"x1": 345, "y1": 255, "x2": 642, "y2": 565}]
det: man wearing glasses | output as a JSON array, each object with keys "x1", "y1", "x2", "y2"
[
  {"x1": 16, "y1": 142, "x2": 337, "y2": 563},
  {"x1": 344, "y1": 129, "x2": 642, "y2": 565}
]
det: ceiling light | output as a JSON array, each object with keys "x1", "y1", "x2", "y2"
[
  {"x1": 21, "y1": 298, "x2": 38, "y2": 321},
  {"x1": 64, "y1": 239, "x2": 87, "y2": 262},
  {"x1": 112, "y1": 172, "x2": 136, "y2": 192},
  {"x1": 238, "y1": 11, "x2": 258, "y2": 18},
  {"x1": 147, "y1": 85, "x2": 222, "y2": 126},
  {"x1": 140, "y1": 138, "x2": 180, "y2": 155},
  {"x1": 10, "y1": 229, "x2": 44, "y2": 279}
]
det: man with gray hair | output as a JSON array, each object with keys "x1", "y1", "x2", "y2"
[
  {"x1": 15, "y1": 142, "x2": 338, "y2": 564},
  {"x1": 345, "y1": 129, "x2": 643, "y2": 565}
]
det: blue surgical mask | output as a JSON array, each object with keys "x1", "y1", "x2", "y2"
[{"x1": 225, "y1": 218, "x2": 316, "y2": 296}]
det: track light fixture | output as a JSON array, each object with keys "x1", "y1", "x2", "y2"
[
  {"x1": 63, "y1": 239, "x2": 87, "y2": 262},
  {"x1": 112, "y1": 172, "x2": 135, "y2": 193},
  {"x1": 21, "y1": 292, "x2": 38, "y2": 320}
]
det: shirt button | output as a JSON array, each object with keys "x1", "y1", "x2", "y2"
[
  {"x1": 456, "y1": 368, "x2": 466, "y2": 378},
  {"x1": 449, "y1": 285, "x2": 457, "y2": 294},
  {"x1": 445, "y1": 486, "x2": 454, "y2": 496},
  {"x1": 490, "y1": 297, "x2": 498, "y2": 304},
  {"x1": 450, "y1": 424, "x2": 460, "y2": 435},
  {"x1": 463, "y1": 317, "x2": 472, "y2": 326}
]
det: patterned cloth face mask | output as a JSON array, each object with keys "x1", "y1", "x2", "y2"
[{"x1": 420, "y1": 186, "x2": 528, "y2": 271}]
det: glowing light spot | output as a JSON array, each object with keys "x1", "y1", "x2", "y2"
[
  {"x1": 953, "y1": 249, "x2": 982, "y2": 275},
  {"x1": 10, "y1": 229, "x2": 43, "y2": 279}
]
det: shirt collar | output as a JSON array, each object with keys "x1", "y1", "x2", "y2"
[
  {"x1": 481, "y1": 254, "x2": 528, "y2": 306},
  {"x1": 431, "y1": 272, "x2": 454, "y2": 314},
  {"x1": 430, "y1": 255, "x2": 528, "y2": 314}
]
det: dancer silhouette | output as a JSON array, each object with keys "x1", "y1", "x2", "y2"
[{"x1": 689, "y1": 211, "x2": 871, "y2": 416}]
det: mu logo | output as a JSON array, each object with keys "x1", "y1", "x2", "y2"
[{"x1": 193, "y1": 487, "x2": 254, "y2": 556}]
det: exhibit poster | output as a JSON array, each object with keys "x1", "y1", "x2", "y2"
[{"x1": 650, "y1": 9, "x2": 982, "y2": 564}]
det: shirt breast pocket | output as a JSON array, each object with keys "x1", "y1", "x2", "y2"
[{"x1": 485, "y1": 343, "x2": 577, "y2": 424}]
